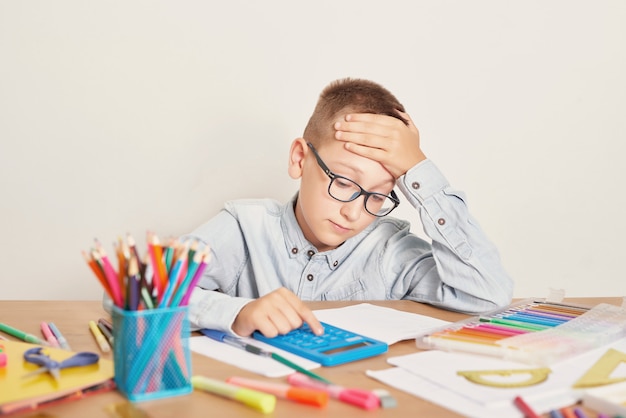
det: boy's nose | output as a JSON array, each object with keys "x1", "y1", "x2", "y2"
[{"x1": 339, "y1": 198, "x2": 363, "y2": 221}]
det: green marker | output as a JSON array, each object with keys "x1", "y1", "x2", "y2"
[{"x1": 0, "y1": 322, "x2": 47, "y2": 345}]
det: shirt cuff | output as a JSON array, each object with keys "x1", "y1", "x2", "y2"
[{"x1": 396, "y1": 159, "x2": 450, "y2": 205}]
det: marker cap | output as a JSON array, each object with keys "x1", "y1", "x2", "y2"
[{"x1": 286, "y1": 387, "x2": 328, "y2": 407}]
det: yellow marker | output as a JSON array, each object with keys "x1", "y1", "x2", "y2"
[
  {"x1": 191, "y1": 376, "x2": 276, "y2": 414},
  {"x1": 88, "y1": 320, "x2": 111, "y2": 353}
]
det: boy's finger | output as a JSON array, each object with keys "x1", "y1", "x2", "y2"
[
  {"x1": 344, "y1": 113, "x2": 398, "y2": 126},
  {"x1": 278, "y1": 287, "x2": 324, "y2": 335},
  {"x1": 301, "y1": 310, "x2": 324, "y2": 335}
]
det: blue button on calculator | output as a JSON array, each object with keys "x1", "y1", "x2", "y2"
[{"x1": 252, "y1": 322, "x2": 388, "y2": 366}]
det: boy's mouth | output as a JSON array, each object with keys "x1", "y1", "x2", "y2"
[{"x1": 329, "y1": 220, "x2": 351, "y2": 233}]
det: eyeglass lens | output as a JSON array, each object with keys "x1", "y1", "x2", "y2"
[{"x1": 329, "y1": 177, "x2": 396, "y2": 215}]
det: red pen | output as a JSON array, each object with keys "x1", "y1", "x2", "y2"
[
  {"x1": 226, "y1": 376, "x2": 328, "y2": 407},
  {"x1": 287, "y1": 372, "x2": 379, "y2": 410}
]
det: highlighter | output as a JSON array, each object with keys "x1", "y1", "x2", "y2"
[
  {"x1": 227, "y1": 376, "x2": 328, "y2": 407},
  {"x1": 40, "y1": 322, "x2": 60, "y2": 348},
  {"x1": 0, "y1": 322, "x2": 48, "y2": 346},
  {"x1": 287, "y1": 372, "x2": 380, "y2": 410},
  {"x1": 88, "y1": 320, "x2": 111, "y2": 353},
  {"x1": 192, "y1": 376, "x2": 276, "y2": 414},
  {"x1": 0, "y1": 344, "x2": 6, "y2": 367}
]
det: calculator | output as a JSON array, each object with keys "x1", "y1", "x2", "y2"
[{"x1": 252, "y1": 321, "x2": 388, "y2": 366}]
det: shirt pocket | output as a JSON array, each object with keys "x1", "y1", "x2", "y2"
[{"x1": 321, "y1": 279, "x2": 367, "y2": 301}]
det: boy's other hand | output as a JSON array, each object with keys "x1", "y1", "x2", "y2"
[
  {"x1": 231, "y1": 287, "x2": 324, "y2": 338},
  {"x1": 334, "y1": 111, "x2": 426, "y2": 178}
]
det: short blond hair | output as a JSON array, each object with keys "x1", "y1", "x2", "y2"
[{"x1": 303, "y1": 78, "x2": 407, "y2": 146}]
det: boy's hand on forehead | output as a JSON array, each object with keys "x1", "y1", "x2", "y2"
[
  {"x1": 232, "y1": 287, "x2": 324, "y2": 338},
  {"x1": 334, "y1": 111, "x2": 427, "y2": 179}
]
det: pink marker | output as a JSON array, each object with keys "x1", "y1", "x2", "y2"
[
  {"x1": 227, "y1": 376, "x2": 328, "y2": 407},
  {"x1": 287, "y1": 372, "x2": 379, "y2": 410},
  {"x1": 40, "y1": 322, "x2": 60, "y2": 348}
]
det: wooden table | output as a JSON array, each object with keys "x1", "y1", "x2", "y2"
[{"x1": 0, "y1": 297, "x2": 621, "y2": 417}]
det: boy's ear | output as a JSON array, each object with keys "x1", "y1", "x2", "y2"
[{"x1": 288, "y1": 138, "x2": 307, "y2": 179}]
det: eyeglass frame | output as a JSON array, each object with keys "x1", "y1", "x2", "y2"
[{"x1": 306, "y1": 142, "x2": 400, "y2": 217}]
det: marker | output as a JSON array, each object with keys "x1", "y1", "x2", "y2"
[
  {"x1": 479, "y1": 317, "x2": 550, "y2": 332},
  {"x1": 559, "y1": 407, "x2": 577, "y2": 418},
  {"x1": 192, "y1": 376, "x2": 276, "y2": 414},
  {"x1": 0, "y1": 344, "x2": 6, "y2": 367},
  {"x1": 572, "y1": 407, "x2": 588, "y2": 418},
  {"x1": 227, "y1": 376, "x2": 328, "y2": 407},
  {"x1": 40, "y1": 322, "x2": 60, "y2": 347},
  {"x1": 97, "y1": 317, "x2": 113, "y2": 331},
  {"x1": 287, "y1": 372, "x2": 380, "y2": 410},
  {"x1": 97, "y1": 321, "x2": 114, "y2": 347},
  {"x1": 0, "y1": 322, "x2": 48, "y2": 345},
  {"x1": 48, "y1": 322, "x2": 71, "y2": 350},
  {"x1": 200, "y1": 329, "x2": 331, "y2": 384},
  {"x1": 88, "y1": 320, "x2": 111, "y2": 353},
  {"x1": 549, "y1": 408, "x2": 564, "y2": 418},
  {"x1": 513, "y1": 395, "x2": 540, "y2": 418}
]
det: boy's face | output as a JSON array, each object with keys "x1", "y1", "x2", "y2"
[{"x1": 289, "y1": 138, "x2": 396, "y2": 252}]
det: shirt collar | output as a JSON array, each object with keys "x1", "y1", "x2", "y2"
[{"x1": 280, "y1": 193, "x2": 380, "y2": 270}]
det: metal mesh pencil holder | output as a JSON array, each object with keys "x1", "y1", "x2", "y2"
[{"x1": 111, "y1": 305, "x2": 192, "y2": 401}]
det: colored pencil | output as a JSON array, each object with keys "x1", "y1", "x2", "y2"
[
  {"x1": 158, "y1": 243, "x2": 189, "y2": 308},
  {"x1": 513, "y1": 395, "x2": 540, "y2": 418},
  {"x1": 179, "y1": 249, "x2": 211, "y2": 306},
  {"x1": 147, "y1": 232, "x2": 168, "y2": 301},
  {"x1": 93, "y1": 241, "x2": 124, "y2": 308},
  {"x1": 84, "y1": 234, "x2": 211, "y2": 311}
]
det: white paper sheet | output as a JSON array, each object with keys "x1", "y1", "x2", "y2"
[
  {"x1": 189, "y1": 302, "x2": 449, "y2": 376},
  {"x1": 313, "y1": 303, "x2": 450, "y2": 344},
  {"x1": 189, "y1": 335, "x2": 320, "y2": 377},
  {"x1": 367, "y1": 338, "x2": 626, "y2": 417}
]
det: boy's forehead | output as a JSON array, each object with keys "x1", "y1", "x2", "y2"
[{"x1": 314, "y1": 141, "x2": 395, "y2": 185}]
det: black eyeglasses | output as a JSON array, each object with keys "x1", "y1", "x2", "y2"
[{"x1": 307, "y1": 142, "x2": 400, "y2": 217}]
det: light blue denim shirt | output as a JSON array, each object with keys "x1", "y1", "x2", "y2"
[{"x1": 183, "y1": 159, "x2": 513, "y2": 333}]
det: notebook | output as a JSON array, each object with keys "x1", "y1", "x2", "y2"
[{"x1": 0, "y1": 340, "x2": 115, "y2": 414}]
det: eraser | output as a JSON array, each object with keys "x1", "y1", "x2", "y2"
[{"x1": 372, "y1": 388, "x2": 397, "y2": 408}]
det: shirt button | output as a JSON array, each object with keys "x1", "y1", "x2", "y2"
[
  {"x1": 438, "y1": 218, "x2": 446, "y2": 225},
  {"x1": 307, "y1": 250, "x2": 315, "y2": 257},
  {"x1": 307, "y1": 274, "x2": 314, "y2": 281},
  {"x1": 291, "y1": 248, "x2": 298, "y2": 254},
  {"x1": 412, "y1": 181, "x2": 420, "y2": 190},
  {"x1": 333, "y1": 261, "x2": 338, "y2": 267}
]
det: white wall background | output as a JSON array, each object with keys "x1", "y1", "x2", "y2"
[{"x1": 1, "y1": 1, "x2": 625, "y2": 300}]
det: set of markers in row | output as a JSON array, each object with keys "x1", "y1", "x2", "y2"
[
  {"x1": 416, "y1": 299, "x2": 591, "y2": 362},
  {"x1": 82, "y1": 232, "x2": 210, "y2": 311}
]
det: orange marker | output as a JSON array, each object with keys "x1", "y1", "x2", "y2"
[{"x1": 227, "y1": 376, "x2": 328, "y2": 407}]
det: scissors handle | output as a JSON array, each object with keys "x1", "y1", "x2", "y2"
[
  {"x1": 24, "y1": 347, "x2": 61, "y2": 368},
  {"x1": 59, "y1": 352, "x2": 100, "y2": 368}
]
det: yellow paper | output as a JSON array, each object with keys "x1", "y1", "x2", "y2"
[{"x1": 0, "y1": 340, "x2": 114, "y2": 408}]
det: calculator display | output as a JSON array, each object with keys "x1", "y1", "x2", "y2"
[
  {"x1": 321, "y1": 341, "x2": 370, "y2": 355},
  {"x1": 252, "y1": 321, "x2": 388, "y2": 366}
]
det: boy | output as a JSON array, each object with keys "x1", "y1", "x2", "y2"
[{"x1": 183, "y1": 78, "x2": 513, "y2": 337}]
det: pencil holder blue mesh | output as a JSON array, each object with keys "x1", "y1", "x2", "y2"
[{"x1": 111, "y1": 305, "x2": 192, "y2": 401}]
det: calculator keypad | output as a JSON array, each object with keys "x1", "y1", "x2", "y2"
[
  {"x1": 252, "y1": 321, "x2": 387, "y2": 366},
  {"x1": 281, "y1": 323, "x2": 362, "y2": 349}
]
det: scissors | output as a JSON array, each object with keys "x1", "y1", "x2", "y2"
[{"x1": 23, "y1": 347, "x2": 100, "y2": 381}]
